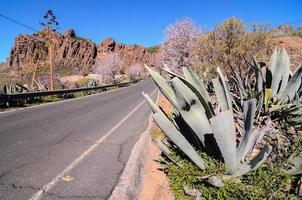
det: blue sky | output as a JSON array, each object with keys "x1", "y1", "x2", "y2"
[{"x1": 0, "y1": 0, "x2": 302, "y2": 62}]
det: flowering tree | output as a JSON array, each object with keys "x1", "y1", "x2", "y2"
[
  {"x1": 127, "y1": 64, "x2": 144, "y2": 80},
  {"x1": 94, "y1": 53, "x2": 121, "y2": 82},
  {"x1": 161, "y1": 18, "x2": 202, "y2": 71}
]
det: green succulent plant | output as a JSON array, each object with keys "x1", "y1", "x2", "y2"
[{"x1": 143, "y1": 65, "x2": 271, "y2": 182}]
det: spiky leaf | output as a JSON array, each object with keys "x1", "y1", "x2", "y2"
[
  {"x1": 210, "y1": 110, "x2": 237, "y2": 175},
  {"x1": 234, "y1": 145, "x2": 271, "y2": 177},
  {"x1": 213, "y1": 67, "x2": 232, "y2": 112},
  {"x1": 278, "y1": 63, "x2": 302, "y2": 103},
  {"x1": 171, "y1": 77, "x2": 212, "y2": 144},
  {"x1": 143, "y1": 92, "x2": 207, "y2": 170}
]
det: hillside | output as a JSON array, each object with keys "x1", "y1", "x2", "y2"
[
  {"x1": 7, "y1": 29, "x2": 159, "y2": 75},
  {"x1": 272, "y1": 36, "x2": 302, "y2": 68}
]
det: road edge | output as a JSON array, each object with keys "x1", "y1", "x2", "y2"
[
  {"x1": 0, "y1": 80, "x2": 140, "y2": 115},
  {"x1": 109, "y1": 89, "x2": 159, "y2": 200}
]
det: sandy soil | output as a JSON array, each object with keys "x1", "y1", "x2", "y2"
[{"x1": 138, "y1": 141, "x2": 173, "y2": 200}]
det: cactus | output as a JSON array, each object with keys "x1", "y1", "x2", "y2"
[{"x1": 143, "y1": 65, "x2": 271, "y2": 178}]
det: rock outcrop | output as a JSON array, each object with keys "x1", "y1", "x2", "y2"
[
  {"x1": 97, "y1": 38, "x2": 157, "y2": 67},
  {"x1": 7, "y1": 29, "x2": 158, "y2": 74}
]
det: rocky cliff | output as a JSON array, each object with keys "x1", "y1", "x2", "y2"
[{"x1": 7, "y1": 29, "x2": 158, "y2": 74}]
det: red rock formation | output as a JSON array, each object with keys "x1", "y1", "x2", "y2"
[{"x1": 7, "y1": 29, "x2": 158, "y2": 75}]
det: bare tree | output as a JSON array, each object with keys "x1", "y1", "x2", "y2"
[
  {"x1": 39, "y1": 10, "x2": 59, "y2": 90},
  {"x1": 161, "y1": 18, "x2": 202, "y2": 71},
  {"x1": 94, "y1": 53, "x2": 121, "y2": 82}
]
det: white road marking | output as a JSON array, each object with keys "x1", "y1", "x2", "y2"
[{"x1": 29, "y1": 88, "x2": 158, "y2": 200}]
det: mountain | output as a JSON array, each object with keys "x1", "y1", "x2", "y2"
[{"x1": 7, "y1": 29, "x2": 159, "y2": 75}]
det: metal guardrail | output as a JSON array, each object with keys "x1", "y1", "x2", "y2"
[{"x1": 0, "y1": 80, "x2": 137, "y2": 103}]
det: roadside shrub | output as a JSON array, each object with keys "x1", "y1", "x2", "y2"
[{"x1": 190, "y1": 17, "x2": 272, "y2": 79}]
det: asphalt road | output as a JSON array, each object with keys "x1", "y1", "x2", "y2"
[{"x1": 0, "y1": 78, "x2": 157, "y2": 200}]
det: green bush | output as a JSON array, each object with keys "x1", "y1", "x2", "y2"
[{"x1": 146, "y1": 45, "x2": 160, "y2": 54}]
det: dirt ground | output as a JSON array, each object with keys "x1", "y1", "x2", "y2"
[{"x1": 138, "y1": 141, "x2": 173, "y2": 200}]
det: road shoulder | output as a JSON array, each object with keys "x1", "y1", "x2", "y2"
[{"x1": 109, "y1": 90, "x2": 159, "y2": 200}]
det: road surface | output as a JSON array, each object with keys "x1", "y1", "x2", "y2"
[{"x1": 0, "y1": 78, "x2": 157, "y2": 200}]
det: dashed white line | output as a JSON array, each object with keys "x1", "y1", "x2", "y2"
[{"x1": 28, "y1": 88, "x2": 158, "y2": 200}]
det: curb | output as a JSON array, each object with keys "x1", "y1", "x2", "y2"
[{"x1": 109, "y1": 90, "x2": 159, "y2": 200}]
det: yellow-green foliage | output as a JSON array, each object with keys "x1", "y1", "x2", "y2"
[
  {"x1": 163, "y1": 135, "x2": 302, "y2": 199},
  {"x1": 191, "y1": 17, "x2": 272, "y2": 79},
  {"x1": 0, "y1": 74, "x2": 12, "y2": 89},
  {"x1": 57, "y1": 67, "x2": 73, "y2": 77},
  {"x1": 166, "y1": 150, "x2": 297, "y2": 200},
  {"x1": 146, "y1": 45, "x2": 160, "y2": 54},
  {"x1": 76, "y1": 77, "x2": 90, "y2": 87}
]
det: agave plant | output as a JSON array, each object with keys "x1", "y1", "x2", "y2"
[
  {"x1": 235, "y1": 48, "x2": 302, "y2": 128},
  {"x1": 3, "y1": 83, "x2": 31, "y2": 94},
  {"x1": 143, "y1": 65, "x2": 271, "y2": 180}
]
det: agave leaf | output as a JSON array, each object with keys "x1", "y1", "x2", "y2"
[
  {"x1": 268, "y1": 103, "x2": 288, "y2": 112},
  {"x1": 171, "y1": 77, "x2": 212, "y2": 144},
  {"x1": 269, "y1": 47, "x2": 278, "y2": 74},
  {"x1": 234, "y1": 70, "x2": 249, "y2": 98},
  {"x1": 172, "y1": 113, "x2": 204, "y2": 150},
  {"x1": 234, "y1": 145, "x2": 271, "y2": 177},
  {"x1": 153, "y1": 113, "x2": 207, "y2": 170},
  {"x1": 270, "y1": 48, "x2": 290, "y2": 96},
  {"x1": 269, "y1": 48, "x2": 279, "y2": 95},
  {"x1": 195, "y1": 191, "x2": 201, "y2": 200},
  {"x1": 253, "y1": 58, "x2": 264, "y2": 94},
  {"x1": 207, "y1": 175, "x2": 224, "y2": 188},
  {"x1": 197, "y1": 174, "x2": 224, "y2": 188},
  {"x1": 290, "y1": 105, "x2": 302, "y2": 115},
  {"x1": 163, "y1": 66, "x2": 214, "y2": 118},
  {"x1": 153, "y1": 137, "x2": 179, "y2": 165},
  {"x1": 210, "y1": 110, "x2": 237, "y2": 175},
  {"x1": 278, "y1": 48, "x2": 291, "y2": 94},
  {"x1": 144, "y1": 88, "x2": 207, "y2": 170},
  {"x1": 278, "y1": 63, "x2": 302, "y2": 104},
  {"x1": 253, "y1": 120, "x2": 273, "y2": 151},
  {"x1": 144, "y1": 64, "x2": 178, "y2": 107},
  {"x1": 213, "y1": 67, "x2": 232, "y2": 112},
  {"x1": 287, "y1": 153, "x2": 302, "y2": 175},
  {"x1": 182, "y1": 67, "x2": 212, "y2": 106},
  {"x1": 184, "y1": 186, "x2": 199, "y2": 196},
  {"x1": 153, "y1": 137, "x2": 171, "y2": 154},
  {"x1": 162, "y1": 63, "x2": 182, "y2": 78},
  {"x1": 236, "y1": 99, "x2": 257, "y2": 162},
  {"x1": 142, "y1": 92, "x2": 161, "y2": 114},
  {"x1": 256, "y1": 91, "x2": 263, "y2": 116}
]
